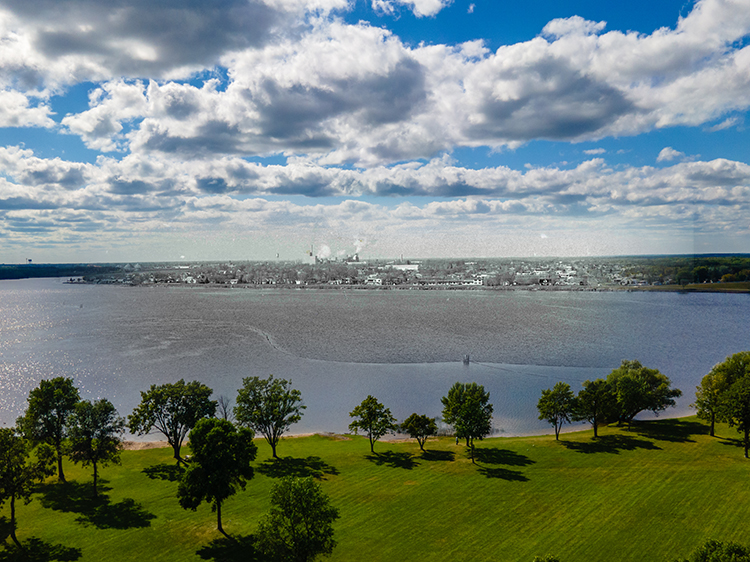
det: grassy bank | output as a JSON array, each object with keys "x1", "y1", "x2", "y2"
[{"x1": 4, "y1": 417, "x2": 749, "y2": 562}]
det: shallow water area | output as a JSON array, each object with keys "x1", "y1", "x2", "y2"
[{"x1": 1, "y1": 278, "x2": 748, "y2": 438}]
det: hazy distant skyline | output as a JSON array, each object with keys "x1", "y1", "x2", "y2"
[{"x1": 1, "y1": 0, "x2": 749, "y2": 263}]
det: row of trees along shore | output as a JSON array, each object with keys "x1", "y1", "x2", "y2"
[{"x1": 3, "y1": 352, "x2": 749, "y2": 559}]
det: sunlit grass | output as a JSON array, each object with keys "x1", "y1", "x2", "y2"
[{"x1": 3, "y1": 417, "x2": 748, "y2": 561}]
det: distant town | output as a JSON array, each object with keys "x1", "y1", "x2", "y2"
[{"x1": 5, "y1": 254, "x2": 747, "y2": 292}]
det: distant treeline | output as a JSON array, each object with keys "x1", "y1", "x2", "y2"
[
  {"x1": 0, "y1": 264, "x2": 120, "y2": 280},
  {"x1": 622, "y1": 255, "x2": 750, "y2": 284}
]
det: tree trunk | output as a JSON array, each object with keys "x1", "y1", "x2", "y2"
[
  {"x1": 93, "y1": 461, "x2": 98, "y2": 497},
  {"x1": 593, "y1": 416, "x2": 599, "y2": 439},
  {"x1": 554, "y1": 422, "x2": 560, "y2": 440},
  {"x1": 10, "y1": 494, "x2": 22, "y2": 549},
  {"x1": 744, "y1": 427, "x2": 749, "y2": 459},
  {"x1": 470, "y1": 441, "x2": 475, "y2": 464},
  {"x1": 271, "y1": 440, "x2": 278, "y2": 459},
  {"x1": 57, "y1": 449, "x2": 66, "y2": 483},
  {"x1": 173, "y1": 443, "x2": 183, "y2": 467},
  {"x1": 710, "y1": 413, "x2": 715, "y2": 437},
  {"x1": 216, "y1": 500, "x2": 230, "y2": 539}
]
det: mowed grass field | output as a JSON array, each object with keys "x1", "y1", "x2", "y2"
[{"x1": 5, "y1": 417, "x2": 750, "y2": 562}]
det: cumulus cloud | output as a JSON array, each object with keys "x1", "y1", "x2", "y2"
[
  {"x1": 372, "y1": 0, "x2": 452, "y2": 17},
  {"x1": 657, "y1": 147, "x2": 686, "y2": 162}
]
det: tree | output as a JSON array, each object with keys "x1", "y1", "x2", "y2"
[
  {"x1": 256, "y1": 476, "x2": 339, "y2": 562},
  {"x1": 573, "y1": 379, "x2": 616, "y2": 438},
  {"x1": 128, "y1": 379, "x2": 216, "y2": 466},
  {"x1": 234, "y1": 375, "x2": 305, "y2": 458},
  {"x1": 694, "y1": 352, "x2": 750, "y2": 437},
  {"x1": 400, "y1": 413, "x2": 438, "y2": 451},
  {"x1": 537, "y1": 382, "x2": 575, "y2": 440},
  {"x1": 0, "y1": 429, "x2": 54, "y2": 548},
  {"x1": 441, "y1": 382, "x2": 494, "y2": 463},
  {"x1": 177, "y1": 418, "x2": 257, "y2": 538},
  {"x1": 719, "y1": 375, "x2": 750, "y2": 458},
  {"x1": 16, "y1": 377, "x2": 80, "y2": 483},
  {"x1": 348, "y1": 395, "x2": 397, "y2": 453},
  {"x1": 678, "y1": 539, "x2": 750, "y2": 562},
  {"x1": 606, "y1": 360, "x2": 682, "y2": 428},
  {"x1": 532, "y1": 557, "x2": 561, "y2": 562},
  {"x1": 68, "y1": 399, "x2": 125, "y2": 497}
]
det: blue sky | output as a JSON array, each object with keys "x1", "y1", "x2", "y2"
[{"x1": 0, "y1": 0, "x2": 749, "y2": 262}]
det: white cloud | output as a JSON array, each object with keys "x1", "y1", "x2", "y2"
[
  {"x1": 584, "y1": 148, "x2": 606, "y2": 155},
  {"x1": 372, "y1": 0, "x2": 452, "y2": 17},
  {"x1": 657, "y1": 147, "x2": 685, "y2": 162}
]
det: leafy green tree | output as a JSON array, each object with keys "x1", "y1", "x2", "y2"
[
  {"x1": 234, "y1": 375, "x2": 305, "y2": 458},
  {"x1": 532, "y1": 556, "x2": 561, "y2": 562},
  {"x1": 128, "y1": 379, "x2": 216, "y2": 466},
  {"x1": 177, "y1": 418, "x2": 257, "y2": 538},
  {"x1": 16, "y1": 377, "x2": 80, "y2": 482},
  {"x1": 441, "y1": 382, "x2": 494, "y2": 463},
  {"x1": 256, "y1": 476, "x2": 339, "y2": 562},
  {"x1": 694, "y1": 352, "x2": 750, "y2": 437},
  {"x1": 573, "y1": 379, "x2": 616, "y2": 438},
  {"x1": 400, "y1": 413, "x2": 438, "y2": 451},
  {"x1": 348, "y1": 395, "x2": 397, "y2": 453},
  {"x1": 678, "y1": 539, "x2": 750, "y2": 562},
  {"x1": 537, "y1": 382, "x2": 575, "y2": 440},
  {"x1": 606, "y1": 360, "x2": 682, "y2": 428},
  {"x1": 719, "y1": 375, "x2": 750, "y2": 458},
  {"x1": 68, "y1": 399, "x2": 125, "y2": 497},
  {"x1": 0, "y1": 429, "x2": 55, "y2": 548}
]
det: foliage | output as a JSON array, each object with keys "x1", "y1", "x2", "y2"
[
  {"x1": 718, "y1": 375, "x2": 750, "y2": 458},
  {"x1": 573, "y1": 379, "x2": 616, "y2": 438},
  {"x1": 256, "y1": 476, "x2": 339, "y2": 562},
  {"x1": 694, "y1": 352, "x2": 750, "y2": 437},
  {"x1": 348, "y1": 396, "x2": 397, "y2": 453},
  {"x1": 0, "y1": 429, "x2": 55, "y2": 547},
  {"x1": 678, "y1": 539, "x2": 750, "y2": 562},
  {"x1": 177, "y1": 418, "x2": 257, "y2": 537},
  {"x1": 128, "y1": 379, "x2": 216, "y2": 466},
  {"x1": 234, "y1": 375, "x2": 305, "y2": 458},
  {"x1": 441, "y1": 382, "x2": 494, "y2": 462},
  {"x1": 400, "y1": 414, "x2": 438, "y2": 451},
  {"x1": 537, "y1": 382, "x2": 575, "y2": 440},
  {"x1": 68, "y1": 399, "x2": 125, "y2": 497},
  {"x1": 16, "y1": 377, "x2": 80, "y2": 482},
  {"x1": 532, "y1": 556, "x2": 561, "y2": 562},
  {"x1": 606, "y1": 360, "x2": 682, "y2": 427}
]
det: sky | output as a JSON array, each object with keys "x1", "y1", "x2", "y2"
[{"x1": 1, "y1": 0, "x2": 750, "y2": 263}]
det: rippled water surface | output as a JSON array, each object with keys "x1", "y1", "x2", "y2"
[{"x1": 1, "y1": 278, "x2": 749, "y2": 437}]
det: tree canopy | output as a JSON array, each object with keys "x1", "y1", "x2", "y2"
[
  {"x1": 573, "y1": 379, "x2": 615, "y2": 438},
  {"x1": 16, "y1": 376, "x2": 80, "y2": 482},
  {"x1": 606, "y1": 360, "x2": 681, "y2": 428},
  {"x1": 400, "y1": 413, "x2": 437, "y2": 451},
  {"x1": 256, "y1": 476, "x2": 339, "y2": 562},
  {"x1": 694, "y1": 352, "x2": 750, "y2": 437},
  {"x1": 441, "y1": 382, "x2": 494, "y2": 462},
  {"x1": 128, "y1": 379, "x2": 216, "y2": 466},
  {"x1": 348, "y1": 395, "x2": 397, "y2": 453},
  {"x1": 0, "y1": 429, "x2": 55, "y2": 548},
  {"x1": 679, "y1": 539, "x2": 750, "y2": 562},
  {"x1": 68, "y1": 399, "x2": 125, "y2": 497},
  {"x1": 234, "y1": 375, "x2": 305, "y2": 458},
  {"x1": 537, "y1": 382, "x2": 575, "y2": 440},
  {"x1": 177, "y1": 418, "x2": 257, "y2": 538}
]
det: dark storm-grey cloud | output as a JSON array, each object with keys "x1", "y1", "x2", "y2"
[{"x1": 4, "y1": 0, "x2": 279, "y2": 78}]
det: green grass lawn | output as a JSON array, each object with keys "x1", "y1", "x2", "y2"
[{"x1": 3, "y1": 417, "x2": 749, "y2": 562}]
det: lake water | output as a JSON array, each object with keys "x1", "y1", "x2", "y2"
[{"x1": 1, "y1": 278, "x2": 749, "y2": 438}]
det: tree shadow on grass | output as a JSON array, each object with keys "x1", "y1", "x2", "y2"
[
  {"x1": 196, "y1": 534, "x2": 264, "y2": 562},
  {"x1": 631, "y1": 419, "x2": 705, "y2": 443},
  {"x1": 142, "y1": 463, "x2": 184, "y2": 482},
  {"x1": 717, "y1": 435, "x2": 744, "y2": 451},
  {"x1": 365, "y1": 451, "x2": 419, "y2": 470},
  {"x1": 472, "y1": 447, "x2": 534, "y2": 481},
  {"x1": 560, "y1": 434, "x2": 662, "y2": 454},
  {"x1": 256, "y1": 456, "x2": 339, "y2": 480},
  {"x1": 0, "y1": 538, "x2": 81, "y2": 562},
  {"x1": 37, "y1": 481, "x2": 156, "y2": 530},
  {"x1": 420, "y1": 449, "x2": 455, "y2": 462}
]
